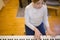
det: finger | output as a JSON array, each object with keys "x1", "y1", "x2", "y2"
[
  {"x1": 37, "y1": 35, "x2": 41, "y2": 40},
  {"x1": 34, "y1": 35, "x2": 38, "y2": 39},
  {"x1": 36, "y1": 36, "x2": 40, "y2": 40},
  {"x1": 35, "y1": 35, "x2": 40, "y2": 40},
  {"x1": 39, "y1": 34, "x2": 41, "y2": 39},
  {"x1": 37, "y1": 38, "x2": 40, "y2": 40},
  {"x1": 34, "y1": 35, "x2": 37, "y2": 39}
]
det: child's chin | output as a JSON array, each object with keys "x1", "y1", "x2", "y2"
[{"x1": 36, "y1": 7, "x2": 41, "y2": 9}]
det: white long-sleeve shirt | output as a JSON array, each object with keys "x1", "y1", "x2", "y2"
[{"x1": 25, "y1": 3, "x2": 49, "y2": 31}]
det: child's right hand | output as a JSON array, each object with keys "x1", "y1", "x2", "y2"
[{"x1": 34, "y1": 28, "x2": 42, "y2": 40}]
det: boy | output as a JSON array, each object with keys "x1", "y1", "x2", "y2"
[{"x1": 25, "y1": 0, "x2": 55, "y2": 39}]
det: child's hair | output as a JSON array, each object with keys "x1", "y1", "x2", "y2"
[
  {"x1": 32, "y1": 0, "x2": 39, "y2": 3},
  {"x1": 32, "y1": 0, "x2": 46, "y2": 3}
]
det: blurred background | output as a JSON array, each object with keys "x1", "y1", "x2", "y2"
[{"x1": 0, "y1": 0, "x2": 60, "y2": 35}]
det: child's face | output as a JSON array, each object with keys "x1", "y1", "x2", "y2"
[{"x1": 33, "y1": 0, "x2": 43, "y2": 9}]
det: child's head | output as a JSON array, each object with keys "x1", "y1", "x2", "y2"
[
  {"x1": 32, "y1": 0, "x2": 45, "y2": 9},
  {"x1": 32, "y1": 0, "x2": 46, "y2": 3}
]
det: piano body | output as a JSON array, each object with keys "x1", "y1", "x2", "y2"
[{"x1": 0, "y1": 36, "x2": 60, "y2": 40}]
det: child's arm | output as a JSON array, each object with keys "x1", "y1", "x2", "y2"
[
  {"x1": 25, "y1": 7, "x2": 37, "y2": 31},
  {"x1": 43, "y1": 5, "x2": 56, "y2": 36},
  {"x1": 43, "y1": 5, "x2": 49, "y2": 29}
]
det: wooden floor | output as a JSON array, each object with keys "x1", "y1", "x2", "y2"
[
  {"x1": 0, "y1": 0, "x2": 60, "y2": 35},
  {"x1": 0, "y1": 0, "x2": 25, "y2": 35},
  {"x1": 49, "y1": 16, "x2": 60, "y2": 31}
]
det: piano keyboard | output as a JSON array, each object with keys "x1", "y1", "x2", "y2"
[{"x1": 0, "y1": 36, "x2": 60, "y2": 40}]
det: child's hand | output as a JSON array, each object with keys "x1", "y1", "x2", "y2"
[
  {"x1": 49, "y1": 31, "x2": 56, "y2": 37},
  {"x1": 46, "y1": 31, "x2": 56, "y2": 36},
  {"x1": 34, "y1": 28, "x2": 42, "y2": 40},
  {"x1": 46, "y1": 28, "x2": 56, "y2": 37}
]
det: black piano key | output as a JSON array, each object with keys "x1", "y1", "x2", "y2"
[
  {"x1": 8, "y1": 39, "x2": 10, "y2": 40},
  {"x1": 31, "y1": 39, "x2": 37, "y2": 40},
  {"x1": 3, "y1": 39, "x2": 4, "y2": 40},
  {"x1": 7, "y1": 39, "x2": 9, "y2": 40},
  {"x1": 19, "y1": 39, "x2": 25, "y2": 40},
  {"x1": 55, "y1": 39, "x2": 60, "y2": 40},
  {"x1": 3, "y1": 39, "x2": 6, "y2": 40},
  {"x1": 8, "y1": 39, "x2": 13, "y2": 40},
  {"x1": 43, "y1": 39, "x2": 49, "y2": 40},
  {"x1": 10, "y1": 39, "x2": 12, "y2": 40},
  {"x1": 31, "y1": 39, "x2": 35, "y2": 40},
  {"x1": 26, "y1": 39, "x2": 30, "y2": 40},
  {"x1": 50, "y1": 39, "x2": 54, "y2": 40},
  {"x1": 11, "y1": 39, "x2": 13, "y2": 40},
  {"x1": 14, "y1": 39, "x2": 18, "y2": 40}
]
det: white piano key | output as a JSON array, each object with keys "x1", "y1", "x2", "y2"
[{"x1": 0, "y1": 36, "x2": 60, "y2": 40}]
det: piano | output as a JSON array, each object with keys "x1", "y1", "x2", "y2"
[{"x1": 0, "y1": 35, "x2": 60, "y2": 40}]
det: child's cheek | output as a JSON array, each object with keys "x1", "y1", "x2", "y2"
[
  {"x1": 37, "y1": 5, "x2": 40, "y2": 8},
  {"x1": 37, "y1": 5, "x2": 39, "y2": 7}
]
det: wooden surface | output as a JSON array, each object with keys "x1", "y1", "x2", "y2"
[
  {"x1": 0, "y1": 0, "x2": 25, "y2": 35},
  {"x1": 48, "y1": 6, "x2": 60, "y2": 16}
]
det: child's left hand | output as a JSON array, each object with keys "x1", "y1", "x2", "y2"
[{"x1": 46, "y1": 28, "x2": 56, "y2": 37}]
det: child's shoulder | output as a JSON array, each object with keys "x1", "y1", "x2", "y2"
[
  {"x1": 43, "y1": 4, "x2": 47, "y2": 9},
  {"x1": 25, "y1": 3, "x2": 32, "y2": 10}
]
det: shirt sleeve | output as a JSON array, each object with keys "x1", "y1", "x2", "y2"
[
  {"x1": 24, "y1": 7, "x2": 36, "y2": 31},
  {"x1": 43, "y1": 5, "x2": 49, "y2": 28}
]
